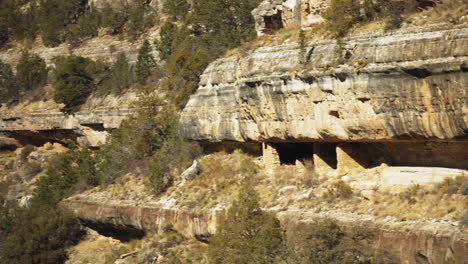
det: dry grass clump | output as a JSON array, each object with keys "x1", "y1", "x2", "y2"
[
  {"x1": 172, "y1": 151, "x2": 261, "y2": 208},
  {"x1": 408, "y1": 0, "x2": 468, "y2": 26},
  {"x1": 352, "y1": 176, "x2": 468, "y2": 221},
  {"x1": 67, "y1": 229, "x2": 208, "y2": 264}
]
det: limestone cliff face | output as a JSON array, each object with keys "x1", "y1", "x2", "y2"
[
  {"x1": 180, "y1": 24, "x2": 468, "y2": 143},
  {"x1": 63, "y1": 197, "x2": 467, "y2": 264},
  {"x1": 0, "y1": 92, "x2": 138, "y2": 147}
]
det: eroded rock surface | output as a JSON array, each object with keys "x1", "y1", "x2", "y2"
[
  {"x1": 63, "y1": 196, "x2": 467, "y2": 264},
  {"x1": 0, "y1": 92, "x2": 138, "y2": 147},
  {"x1": 180, "y1": 24, "x2": 468, "y2": 143}
]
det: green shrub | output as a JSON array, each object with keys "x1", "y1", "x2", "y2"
[
  {"x1": 31, "y1": 147, "x2": 97, "y2": 207},
  {"x1": 208, "y1": 181, "x2": 285, "y2": 264},
  {"x1": 15, "y1": 52, "x2": 48, "y2": 92},
  {"x1": 127, "y1": 0, "x2": 155, "y2": 41},
  {"x1": 162, "y1": 39, "x2": 210, "y2": 108},
  {"x1": 96, "y1": 96, "x2": 177, "y2": 183},
  {"x1": 0, "y1": 61, "x2": 18, "y2": 103},
  {"x1": 155, "y1": 21, "x2": 180, "y2": 61},
  {"x1": 164, "y1": 0, "x2": 190, "y2": 21},
  {"x1": 38, "y1": 0, "x2": 86, "y2": 47},
  {"x1": 149, "y1": 136, "x2": 202, "y2": 194},
  {"x1": 325, "y1": 180, "x2": 353, "y2": 199},
  {"x1": 135, "y1": 39, "x2": 156, "y2": 85},
  {"x1": 0, "y1": 206, "x2": 83, "y2": 264},
  {"x1": 100, "y1": 3, "x2": 128, "y2": 35},
  {"x1": 287, "y1": 219, "x2": 373, "y2": 264},
  {"x1": 53, "y1": 55, "x2": 95, "y2": 114},
  {"x1": 97, "y1": 52, "x2": 132, "y2": 95},
  {"x1": 0, "y1": 0, "x2": 19, "y2": 46},
  {"x1": 190, "y1": 0, "x2": 260, "y2": 56},
  {"x1": 19, "y1": 145, "x2": 35, "y2": 161},
  {"x1": 66, "y1": 7, "x2": 100, "y2": 47},
  {"x1": 323, "y1": 0, "x2": 361, "y2": 37}
]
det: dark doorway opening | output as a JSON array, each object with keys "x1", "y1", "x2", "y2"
[
  {"x1": 263, "y1": 12, "x2": 284, "y2": 34},
  {"x1": 314, "y1": 143, "x2": 337, "y2": 170},
  {"x1": 272, "y1": 143, "x2": 313, "y2": 165}
]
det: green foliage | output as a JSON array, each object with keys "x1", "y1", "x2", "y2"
[
  {"x1": 38, "y1": 0, "x2": 86, "y2": 47},
  {"x1": 299, "y1": 29, "x2": 307, "y2": 65},
  {"x1": 0, "y1": 0, "x2": 20, "y2": 46},
  {"x1": 323, "y1": 0, "x2": 405, "y2": 37},
  {"x1": 287, "y1": 219, "x2": 373, "y2": 264},
  {"x1": 208, "y1": 181, "x2": 284, "y2": 264},
  {"x1": 53, "y1": 55, "x2": 95, "y2": 114},
  {"x1": 323, "y1": 0, "x2": 361, "y2": 37},
  {"x1": 190, "y1": 0, "x2": 261, "y2": 57},
  {"x1": 15, "y1": 52, "x2": 48, "y2": 92},
  {"x1": 30, "y1": 147, "x2": 97, "y2": 208},
  {"x1": 0, "y1": 61, "x2": 18, "y2": 103},
  {"x1": 164, "y1": 0, "x2": 190, "y2": 21},
  {"x1": 162, "y1": 39, "x2": 210, "y2": 108},
  {"x1": 66, "y1": 7, "x2": 100, "y2": 47},
  {"x1": 155, "y1": 22, "x2": 180, "y2": 61},
  {"x1": 100, "y1": 3, "x2": 128, "y2": 35},
  {"x1": 96, "y1": 95, "x2": 176, "y2": 183},
  {"x1": 149, "y1": 135, "x2": 202, "y2": 195},
  {"x1": 19, "y1": 145, "x2": 35, "y2": 161},
  {"x1": 0, "y1": 206, "x2": 83, "y2": 264},
  {"x1": 135, "y1": 40, "x2": 156, "y2": 85},
  {"x1": 98, "y1": 52, "x2": 132, "y2": 94},
  {"x1": 127, "y1": 0, "x2": 155, "y2": 41}
]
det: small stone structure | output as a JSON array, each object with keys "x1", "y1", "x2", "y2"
[{"x1": 252, "y1": 0, "x2": 330, "y2": 35}]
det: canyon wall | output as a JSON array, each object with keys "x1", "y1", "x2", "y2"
[
  {"x1": 180, "y1": 24, "x2": 468, "y2": 144},
  {"x1": 63, "y1": 198, "x2": 467, "y2": 264},
  {"x1": 0, "y1": 93, "x2": 138, "y2": 147}
]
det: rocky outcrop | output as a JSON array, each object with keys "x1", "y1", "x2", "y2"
[
  {"x1": 63, "y1": 196, "x2": 467, "y2": 264},
  {"x1": 63, "y1": 198, "x2": 218, "y2": 241},
  {"x1": 180, "y1": 24, "x2": 468, "y2": 143},
  {"x1": 0, "y1": 92, "x2": 138, "y2": 147}
]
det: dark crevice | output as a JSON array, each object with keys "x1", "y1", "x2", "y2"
[
  {"x1": 81, "y1": 123, "x2": 106, "y2": 131},
  {"x1": 329, "y1": 110, "x2": 340, "y2": 118},
  {"x1": 403, "y1": 68, "x2": 432, "y2": 79},
  {"x1": 82, "y1": 221, "x2": 146, "y2": 242},
  {"x1": 344, "y1": 50, "x2": 352, "y2": 60},
  {"x1": 245, "y1": 81, "x2": 262, "y2": 88},
  {"x1": 322, "y1": 89, "x2": 334, "y2": 95},
  {"x1": 415, "y1": 252, "x2": 430, "y2": 264},
  {"x1": 299, "y1": 75, "x2": 316, "y2": 85},
  {"x1": 305, "y1": 47, "x2": 315, "y2": 64},
  {"x1": 357, "y1": 97, "x2": 371, "y2": 102},
  {"x1": 280, "y1": 77, "x2": 290, "y2": 85},
  {"x1": 334, "y1": 73, "x2": 347, "y2": 82}
]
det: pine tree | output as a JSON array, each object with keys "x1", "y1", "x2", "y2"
[
  {"x1": 208, "y1": 181, "x2": 284, "y2": 264},
  {"x1": 0, "y1": 61, "x2": 18, "y2": 103},
  {"x1": 15, "y1": 52, "x2": 48, "y2": 92},
  {"x1": 155, "y1": 21, "x2": 179, "y2": 61},
  {"x1": 163, "y1": 0, "x2": 190, "y2": 21},
  {"x1": 135, "y1": 39, "x2": 155, "y2": 85},
  {"x1": 53, "y1": 55, "x2": 94, "y2": 114},
  {"x1": 109, "y1": 52, "x2": 131, "y2": 93}
]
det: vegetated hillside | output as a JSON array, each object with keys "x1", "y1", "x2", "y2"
[{"x1": 0, "y1": 0, "x2": 467, "y2": 263}]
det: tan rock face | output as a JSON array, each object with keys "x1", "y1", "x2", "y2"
[
  {"x1": 62, "y1": 196, "x2": 468, "y2": 264},
  {"x1": 180, "y1": 24, "x2": 468, "y2": 143},
  {"x1": 0, "y1": 92, "x2": 138, "y2": 147}
]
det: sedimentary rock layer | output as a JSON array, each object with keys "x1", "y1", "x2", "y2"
[
  {"x1": 63, "y1": 198, "x2": 467, "y2": 264},
  {"x1": 180, "y1": 24, "x2": 468, "y2": 143},
  {"x1": 0, "y1": 93, "x2": 137, "y2": 147}
]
